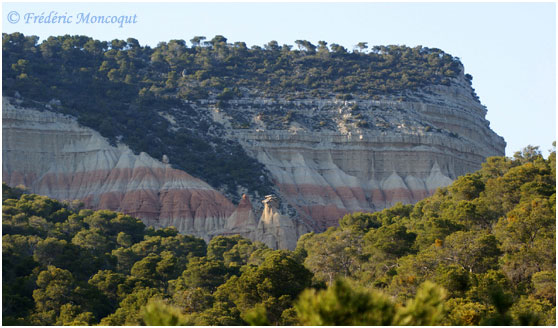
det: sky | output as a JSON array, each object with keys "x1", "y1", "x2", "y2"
[{"x1": 2, "y1": 2, "x2": 556, "y2": 156}]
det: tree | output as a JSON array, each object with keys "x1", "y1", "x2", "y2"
[
  {"x1": 339, "y1": 211, "x2": 380, "y2": 232},
  {"x1": 195, "y1": 300, "x2": 244, "y2": 325},
  {"x1": 296, "y1": 279, "x2": 446, "y2": 326},
  {"x1": 110, "y1": 39, "x2": 127, "y2": 51},
  {"x1": 317, "y1": 41, "x2": 329, "y2": 58},
  {"x1": 32, "y1": 266, "x2": 75, "y2": 324},
  {"x1": 130, "y1": 253, "x2": 162, "y2": 282},
  {"x1": 83, "y1": 210, "x2": 116, "y2": 233},
  {"x1": 141, "y1": 299, "x2": 193, "y2": 325},
  {"x1": 329, "y1": 43, "x2": 347, "y2": 54},
  {"x1": 71, "y1": 228, "x2": 112, "y2": 253},
  {"x1": 264, "y1": 40, "x2": 280, "y2": 52},
  {"x1": 99, "y1": 287, "x2": 162, "y2": 325},
  {"x1": 55, "y1": 304, "x2": 94, "y2": 325},
  {"x1": 207, "y1": 235, "x2": 248, "y2": 261},
  {"x1": 360, "y1": 223, "x2": 417, "y2": 283},
  {"x1": 442, "y1": 231, "x2": 501, "y2": 274},
  {"x1": 448, "y1": 173, "x2": 485, "y2": 201},
  {"x1": 303, "y1": 228, "x2": 364, "y2": 284},
  {"x1": 209, "y1": 35, "x2": 227, "y2": 47},
  {"x1": 433, "y1": 265, "x2": 470, "y2": 298},
  {"x1": 480, "y1": 156, "x2": 513, "y2": 179},
  {"x1": 156, "y1": 251, "x2": 181, "y2": 282},
  {"x1": 494, "y1": 196, "x2": 555, "y2": 284},
  {"x1": 109, "y1": 213, "x2": 145, "y2": 241},
  {"x1": 365, "y1": 223, "x2": 417, "y2": 259},
  {"x1": 223, "y1": 239, "x2": 266, "y2": 268},
  {"x1": 2, "y1": 182, "x2": 26, "y2": 201},
  {"x1": 495, "y1": 197, "x2": 554, "y2": 250},
  {"x1": 88, "y1": 270, "x2": 128, "y2": 306},
  {"x1": 171, "y1": 287, "x2": 214, "y2": 314},
  {"x1": 190, "y1": 36, "x2": 206, "y2": 47},
  {"x1": 295, "y1": 278, "x2": 395, "y2": 325},
  {"x1": 531, "y1": 270, "x2": 555, "y2": 304},
  {"x1": 116, "y1": 231, "x2": 133, "y2": 247},
  {"x1": 215, "y1": 250, "x2": 312, "y2": 325},
  {"x1": 126, "y1": 37, "x2": 140, "y2": 49},
  {"x1": 112, "y1": 246, "x2": 138, "y2": 273},
  {"x1": 513, "y1": 145, "x2": 543, "y2": 164},
  {"x1": 509, "y1": 296, "x2": 555, "y2": 325},
  {"x1": 294, "y1": 40, "x2": 316, "y2": 53},
  {"x1": 33, "y1": 237, "x2": 80, "y2": 270},
  {"x1": 392, "y1": 281, "x2": 447, "y2": 325},
  {"x1": 173, "y1": 256, "x2": 229, "y2": 292},
  {"x1": 443, "y1": 298, "x2": 491, "y2": 325},
  {"x1": 355, "y1": 42, "x2": 368, "y2": 53}
]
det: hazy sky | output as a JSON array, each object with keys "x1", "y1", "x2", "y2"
[{"x1": 2, "y1": 2, "x2": 556, "y2": 156}]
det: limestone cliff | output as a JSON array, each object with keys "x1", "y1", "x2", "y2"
[
  {"x1": 2, "y1": 98, "x2": 235, "y2": 240},
  {"x1": 206, "y1": 73, "x2": 505, "y2": 232},
  {"x1": 2, "y1": 69, "x2": 505, "y2": 248}
]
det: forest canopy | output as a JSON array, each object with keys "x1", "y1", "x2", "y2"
[
  {"x1": 3, "y1": 33, "x2": 464, "y2": 102},
  {"x1": 2, "y1": 145, "x2": 555, "y2": 325}
]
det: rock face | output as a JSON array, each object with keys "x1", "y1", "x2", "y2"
[
  {"x1": 2, "y1": 99, "x2": 235, "y2": 240},
  {"x1": 1, "y1": 99, "x2": 310, "y2": 248},
  {"x1": 222, "y1": 194, "x2": 258, "y2": 240},
  {"x1": 211, "y1": 73, "x2": 505, "y2": 232},
  {"x1": 255, "y1": 195, "x2": 310, "y2": 250},
  {"x1": 2, "y1": 70, "x2": 505, "y2": 248}
]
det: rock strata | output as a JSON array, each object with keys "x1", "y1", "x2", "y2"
[
  {"x1": 212, "y1": 73, "x2": 505, "y2": 231},
  {"x1": 2, "y1": 99, "x2": 235, "y2": 240},
  {"x1": 222, "y1": 194, "x2": 258, "y2": 240},
  {"x1": 2, "y1": 99, "x2": 309, "y2": 249},
  {"x1": 2, "y1": 70, "x2": 505, "y2": 247}
]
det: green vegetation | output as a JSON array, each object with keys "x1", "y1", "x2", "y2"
[
  {"x1": 2, "y1": 144, "x2": 555, "y2": 325},
  {"x1": 299, "y1": 145, "x2": 556, "y2": 325},
  {"x1": 2, "y1": 33, "x2": 465, "y2": 103},
  {"x1": 3, "y1": 31, "x2": 548, "y2": 326},
  {"x1": 2, "y1": 33, "x2": 469, "y2": 200}
]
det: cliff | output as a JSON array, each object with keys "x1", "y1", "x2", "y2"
[
  {"x1": 2, "y1": 98, "x2": 236, "y2": 240},
  {"x1": 2, "y1": 72, "x2": 504, "y2": 247},
  {"x1": 208, "y1": 74, "x2": 505, "y2": 232},
  {"x1": 2, "y1": 35, "x2": 506, "y2": 249},
  {"x1": 2, "y1": 98, "x2": 308, "y2": 248}
]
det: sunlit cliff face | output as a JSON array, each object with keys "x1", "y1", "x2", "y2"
[{"x1": 2, "y1": 71, "x2": 504, "y2": 249}]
